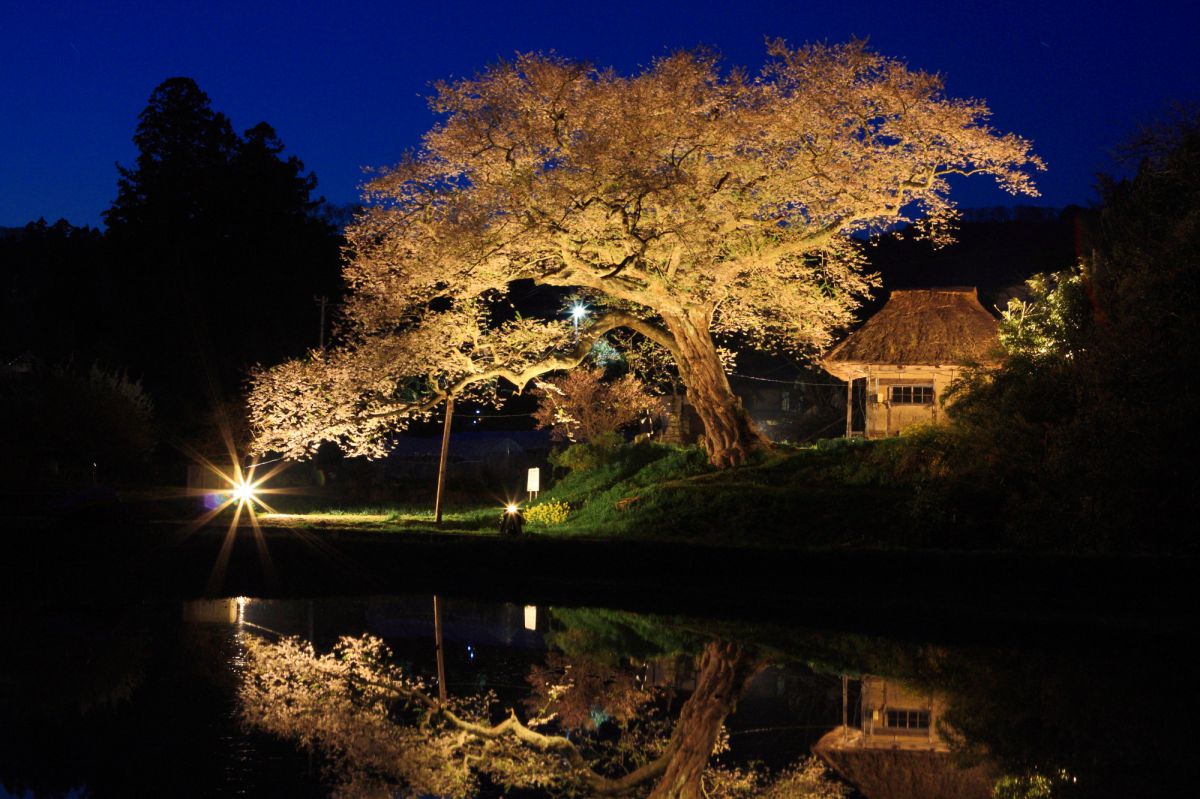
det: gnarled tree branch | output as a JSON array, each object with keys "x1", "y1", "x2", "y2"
[{"x1": 365, "y1": 311, "x2": 680, "y2": 421}]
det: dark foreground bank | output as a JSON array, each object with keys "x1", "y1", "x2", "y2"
[{"x1": 6, "y1": 518, "x2": 1191, "y2": 646}]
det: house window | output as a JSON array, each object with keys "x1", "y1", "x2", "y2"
[
  {"x1": 781, "y1": 390, "x2": 791, "y2": 411},
  {"x1": 890, "y1": 384, "x2": 934, "y2": 405},
  {"x1": 884, "y1": 709, "x2": 931, "y2": 730}
]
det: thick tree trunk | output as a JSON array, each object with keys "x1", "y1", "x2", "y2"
[
  {"x1": 663, "y1": 309, "x2": 770, "y2": 468},
  {"x1": 648, "y1": 641, "x2": 762, "y2": 799}
]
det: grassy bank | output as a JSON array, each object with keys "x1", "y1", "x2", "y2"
[
  {"x1": 521, "y1": 441, "x2": 929, "y2": 547},
  {"x1": 257, "y1": 438, "x2": 972, "y2": 549}
]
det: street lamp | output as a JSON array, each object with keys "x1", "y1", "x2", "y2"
[{"x1": 232, "y1": 479, "x2": 256, "y2": 505}]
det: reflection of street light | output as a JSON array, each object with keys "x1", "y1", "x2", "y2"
[{"x1": 569, "y1": 303, "x2": 588, "y2": 342}]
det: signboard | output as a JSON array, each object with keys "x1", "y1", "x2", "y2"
[{"x1": 527, "y1": 467, "x2": 540, "y2": 494}]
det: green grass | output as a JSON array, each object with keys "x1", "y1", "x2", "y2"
[
  {"x1": 258, "y1": 439, "x2": 933, "y2": 549},
  {"x1": 523, "y1": 442, "x2": 915, "y2": 547},
  {"x1": 258, "y1": 504, "x2": 501, "y2": 534}
]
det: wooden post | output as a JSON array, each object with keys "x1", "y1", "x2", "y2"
[
  {"x1": 845, "y1": 379, "x2": 853, "y2": 438},
  {"x1": 433, "y1": 595, "x2": 447, "y2": 702},
  {"x1": 928, "y1": 689, "x2": 935, "y2": 744},
  {"x1": 885, "y1": 389, "x2": 892, "y2": 437},
  {"x1": 434, "y1": 395, "x2": 454, "y2": 525}
]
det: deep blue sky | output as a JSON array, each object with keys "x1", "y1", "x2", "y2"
[{"x1": 2, "y1": 1, "x2": 1197, "y2": 228}]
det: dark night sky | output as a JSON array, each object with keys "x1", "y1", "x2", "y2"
[{"x1": 2, "y1": 0, "x2": 1197, "y2": 228}]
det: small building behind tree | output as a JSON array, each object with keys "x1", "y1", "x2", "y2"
[{"x1": 821, "y1": 287, "x2": 1000, "y2": 438}]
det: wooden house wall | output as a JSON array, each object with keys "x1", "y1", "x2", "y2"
[{"x1": 858, "y1": 366, "x2": 962, "y2": 439}]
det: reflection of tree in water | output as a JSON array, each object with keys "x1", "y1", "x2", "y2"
[{"x1": 239, "y1": 614, "x2": 846, "y2": 799}]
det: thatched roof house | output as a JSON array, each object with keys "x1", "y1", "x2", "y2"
[
  {"x1": 814, "y1": 727, "x2": 997, "y2": 799},
  {"x1": 824, "y1": 288, "x2": 1001, "y2": 370},
  {"x1": 813, "y1": 676, "x2": 998, "y2": 799},
  {"x1": 821, "y1": 288, "x2": 1000, "y2": 438}
]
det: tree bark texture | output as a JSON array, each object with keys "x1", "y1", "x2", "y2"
[
  {"x1": 647, "y1": 640, "x2": 762, "y2": 799},
  {"x1": 663, "y1": 310, "x2": 770, "y2": 468}
]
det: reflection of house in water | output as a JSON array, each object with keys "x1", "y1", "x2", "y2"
[
  {"x1": 643, "y1": 654, "x2": 701, "y2": 691},
  {"x1": 822, "y1": 288, "x2": 1000, "y2": 439},
  {"x1": 814, "y1": 675, "x2": 997, "y2": 799},
  {"x1": 642, "y1": 657, "x2": 845, "y2": 771},
  {"x1": 643, "y1": 658, "x2": 816, "y2": 700},
  {"x1": 856, "y1": 675, "x2": 946, "y2": 750}
]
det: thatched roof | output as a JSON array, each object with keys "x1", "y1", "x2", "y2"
[
  {"x1": 814, "y1": 727, "x2": 997, "y2": 799},
  {"x1": 822, "y1": 288, "x2": 1000, "y2": 378}
]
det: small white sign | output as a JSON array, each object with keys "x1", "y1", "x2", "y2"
[
  {"x1": 527, "y1": 467, "x2": 540, "y2": 493},
  {"x1": 524, "y1": 605, "x2": 538, "y2": 631}
]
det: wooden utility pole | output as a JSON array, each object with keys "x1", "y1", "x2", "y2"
[
  {"x1": 434, "y1": 396, "x2": 455, "y2": 525},
  {"x1": 433, "y1": 595, "x2": 447, "y2": 702}
]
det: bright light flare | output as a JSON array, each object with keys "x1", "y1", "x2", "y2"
[
  {"x1": 505, "y1": 503, "x2": 520, "y2": 514},
  {"x1": 209, "y1": 459, "x2": 285, "y2": 515},
  {"x1": 231, "y1": 480, "x2": 257, "y2": 506},
  {"x1": 175, "y1": 402, "x2": 305, "y2": 596},
  {"x1": 569, "y1": 303, "x2": 588, "y2": 323}
]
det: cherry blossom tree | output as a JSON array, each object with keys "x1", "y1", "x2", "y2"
[
  {"x1": 249, "y1": 40, "x2": 1041, "y2": 467},
  {"x1": 532, "y1": 368, "x2": 662, "y2": 443}
]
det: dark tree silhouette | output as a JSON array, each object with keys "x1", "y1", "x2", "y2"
[
  {"x1": 941, "y1": 109, "x2": 1200, "y2": 552},
  {"x1": 0, "y1": 218, "x2": 110, "y2": 364},
  {"x1": 104, "y1": 77, "x2": 341, "y2": 435},
  {"x1": 105, "y1": 78, "x2": 240, "y2": 234}
]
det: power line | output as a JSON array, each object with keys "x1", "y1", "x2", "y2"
[
  {"x1": 728, "y1": 372, "x2": 844, "y2": 386},
  {"x1": 728, "y1": 724, "x2": 836, "y2": 737},
  {"x1": 462, "y1": 411, "x2": 537, "y2": 419}
]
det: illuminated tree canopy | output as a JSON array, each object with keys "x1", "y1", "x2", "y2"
[{"x1": 249, "y1": 40, "x2": 1041, "y2": 466}]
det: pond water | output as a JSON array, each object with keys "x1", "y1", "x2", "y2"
[{"x1": 0, "y1": 594, "x2": 1186, "y2": 799}]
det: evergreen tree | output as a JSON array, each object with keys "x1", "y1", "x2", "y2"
[
  {"x1": 0, "y1": 218, "x2": 109, "y2": 364},
  {"x1": 104, "y1": 78, "x2": 340, "y2": 435},
  {"x1": 105, "y1": 77, "x2": 239, "y2": 235}
]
